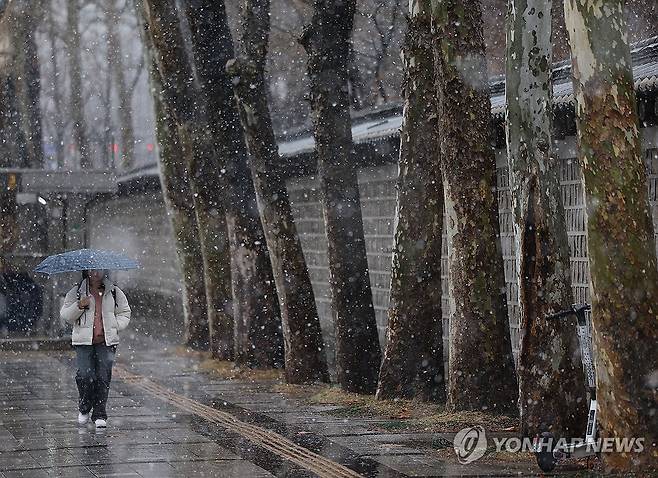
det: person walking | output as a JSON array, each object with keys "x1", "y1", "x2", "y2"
[{"x1": 60, "y1": 269, "x2": 131, "y2": 428}]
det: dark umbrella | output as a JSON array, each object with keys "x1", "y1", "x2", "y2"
[{"x1": 34, "y1": 249, "x2": 139, "y2": 275}]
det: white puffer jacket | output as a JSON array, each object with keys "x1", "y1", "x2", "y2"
[{"x1": 60, "y1": 278, "x2": 131, "y2": 346}]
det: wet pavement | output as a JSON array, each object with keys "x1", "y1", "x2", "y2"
[{"x1": 0, "y1": 333, "x2": 547, "y2": 477}]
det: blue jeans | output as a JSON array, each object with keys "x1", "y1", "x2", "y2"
[{"x1": 74, "y1": 344, "x2": 116, "y2": 420}]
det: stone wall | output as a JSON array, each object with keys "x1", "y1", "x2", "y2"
[
  {"x1": 495, "y1": 137, "x2": 592, "y2": 358},
  {"x1": 87, "y1": 191, "x2": 185, "y2": 342},
  {"x1": 286, "y1": 165, "x2": 400, "y2": 369},
  {"x1": 288, "y1": 141, "x2": 591, "y2": 363},
  {"x1": 87, "y1": 131, "x2": 658, "y2": 368}
]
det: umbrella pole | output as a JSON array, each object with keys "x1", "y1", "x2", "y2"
[{"x1": 83, "y1": 274, "x2": 88, "y2": 326}]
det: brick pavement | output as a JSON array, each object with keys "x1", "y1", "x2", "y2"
[{"x1": 0, "y1": 334, "x2": 547, "y2": 477}]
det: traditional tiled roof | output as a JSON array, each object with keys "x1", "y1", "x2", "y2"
[{"x1": 120, "y1": 37, "x2": 658, "y2": 179}]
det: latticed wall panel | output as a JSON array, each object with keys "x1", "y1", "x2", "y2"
[
  {"x1": 646, "y1": 148, "x2": 658, "y2": 258},
  {"x1": 285, "y1": 143, "x2": 658, "y2": 371},
  {"x1": 494, "y1": 152, "x2": 591, "y2": 360},
  {"x1": 561, "y1": 157, "x2": 591, "y2": 307},
  {"x1": 494, "y1": 146, "x2": 658, "y2": 360},
  {"x1": 495, "y1": 150, "x2": 521, "y2": 353}
]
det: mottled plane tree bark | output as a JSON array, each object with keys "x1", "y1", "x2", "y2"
[
  {"x1": 505, "y1": 0, "x2": 586, "y2": 437},
  {"x1": 66, "y1": 0, "x2": 91, "y2": 168},
  {"x1": 376, "y1": 0, "x2": 445, "y2": 402},
  {"x1": 300, "y1": 0, "x2": 382, "y2": 394},
  {"x1": 140, "y1": 18, "x2": 211, "y2": 355},
  {"x1": 152, "y1": 104, "x2": 212, "y2": 353},
  {"x1": 226, "y1": 0, "x2": 329, "y2": 383},
  {"x1": 430, "y1": 0, "x2": 517, "y2": 412},
  {"x1": 182, "y1": 0, "x2": 284, "y2": 368},
  {"x1": 564, "y1": 0, "x2": 658, "y2": 470}
]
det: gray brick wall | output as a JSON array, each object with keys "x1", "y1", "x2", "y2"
[
  {"x1": 87, "y1": 136, "x2": 658, "y2": 369},
  {"x1": 496, "y1": 139, "x2": 592, "y2": 360},
  {"x1": 87, "y1": 191, "x2": 183, "y2": 298},
  {"x1": 286, "y1": 166, "x2": 405, "y2": 367},
  {"x1": 288, "y1": 139, "x2": 658, "y2": 365},
  {"x1": 285, "y1": 176, "x2": 335, "y2": 369}
]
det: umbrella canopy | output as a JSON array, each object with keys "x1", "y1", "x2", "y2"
[{"x1": 34, "y1": 249, "x2": 139, "y2": 275}]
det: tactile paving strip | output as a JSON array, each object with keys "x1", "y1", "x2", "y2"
[{"x1": 114, "y1": 366, "x2": 363, "y2": 478}]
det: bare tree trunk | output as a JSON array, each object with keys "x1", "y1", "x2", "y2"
[
  {"x1": 0, "y1": 20, "x2": 19, "y2": 167},
  {"x1": 143, "y1": 0, "x2": 284, "y2": 364},
  {"x1": 46, "y1": 1, "x2": 66, "y2": 168},
  {"x1": 0, "y1": 173, "x2": 18, "y2": 257},
  {"x1": 369, "y1": 0, "x2": 401, "y2": 105},
  {"x1": 0, "y1": 20, "x2": 20, "y2": 260},
  {"x1": 140, "y1": 0, "x2": 222, "y2": 352},
  {"x1": 347, "y1": 44, "x2": 368, "y2": 110},
  {"x1": 564, "y1": 0, "x2": 658, "y2": 470},
  {"x1": 300, "y1": 0, "x2": 382, "y2": 394},
  {"x1": 430, "y1": 0, "x2": 518, "y2": 412},
  {"x1": 101, "y1": 55, "x2": 113, "y2": 169},
  {"x1": 226, "y1": 0, "x2": 329, "y2": 383},
  {"x1": 148, "y1": 57, "x2": 210, "y2": 351},
  {"x1": 66, "y1": 0, "x2": 90, "y2": 168},
  {"x1": 185, "y1": 149, "x2": 234, "y2": 356},
  {"x1": 11, "y1": 1, "x2": 44, "y2": 168},
  {"x1": 505, "y1": 0, "x2": 586, "y2": 437},
  {"x1": 376, "y1": 0, "x2": 444, "y2": 402},
  {"x1": 181, "y1": 0, "x2": 283, "y2": 368},
  {"x1": 105, "y1": 0, "x2": 135, "y2": 169}
]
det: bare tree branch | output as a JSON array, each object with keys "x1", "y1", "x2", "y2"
[{"x1": 128, "y1": 53, "x2": 144, "y2": 91}]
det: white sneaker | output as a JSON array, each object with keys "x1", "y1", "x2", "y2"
[
  {"x1": 94, "y1": 419, "x2": 107, "y2": 428},
  {"x1": 77, "y1": 412, "x2": 90, "y2": 425}
]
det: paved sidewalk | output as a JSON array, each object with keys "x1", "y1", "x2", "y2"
[{"x1": 0, "y1": 333, "x2": 545, "y2": 477}]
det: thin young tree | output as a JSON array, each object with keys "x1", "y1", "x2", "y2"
[
  {"x1": 300, "y1": 0, "x2": 382, "y2": 394},
  {"x1": 0, "y1": 19, "x2": 18, "y2": 167},
  {"x1": 66, "y1": 0, "x2": 91, "y2": 168},
  {"x1": 430, "y1": 0, "x2": 518, "y2": 412},
  {"x1": 505, "y1": 0, "x2": 586, "y2": 436},
  {"x1": 376, "y1": 0, "x2": 445, "y2": 402},
  {"x1": 104, "y1": 0, "x2": 135, "y2": 169},
  {"x1": 226, "y1": 0, "x2": 329, "y2": 383},
  {"x1": 0, "y1": 177, "x2": 18, "y2": 263},
  {"x1": 45, "y1": 0, "x2": 66, "y2": 168},
  {"x1": 564, "y1": 0, "x2": 658, "y2": 470}
]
